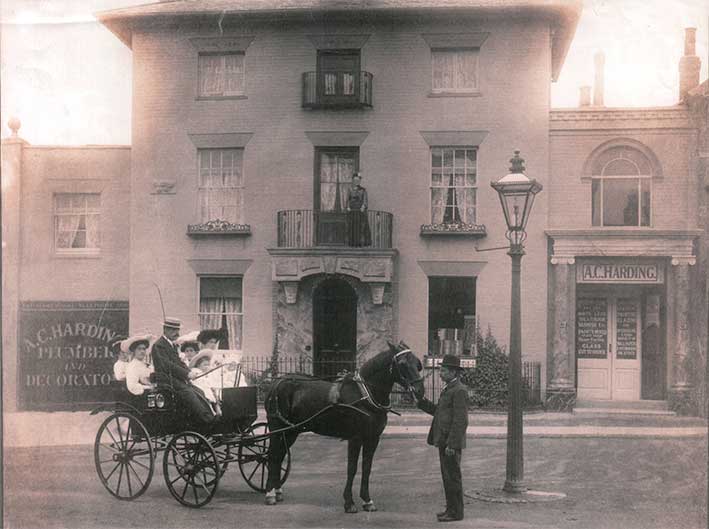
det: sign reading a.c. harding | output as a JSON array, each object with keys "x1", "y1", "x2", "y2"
[
  {"x1": 577, "y1": 261, "x2": 664, "y2": 284},
  {"x1": 19, "y1": 301, "x2": 129, "y2": 410}
]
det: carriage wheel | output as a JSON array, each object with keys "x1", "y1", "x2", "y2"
[
  {"x1": 163, "y1": 431, "x2": 220, "y2": 508},
  {"x1": 237, "y1": 422, "x2": 291, "y2": 493},
  {"x1": 94, "y1": 412, "x2": 154, "y2": 500}
]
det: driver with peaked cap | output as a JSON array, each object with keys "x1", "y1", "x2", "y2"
[{"x1": 151, "y1": 317, "x2": 216, "y2": 426}]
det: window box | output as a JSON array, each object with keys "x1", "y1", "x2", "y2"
[
  {"x1": 187, "y1": 219, "x2": 252, "y2": 236},
  {"x1": 420, "y1": 222, "x2": 487, "y2": 237}
]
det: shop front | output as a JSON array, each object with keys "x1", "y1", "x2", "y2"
[{"x1": 545, "y1": 230, "x2": 700, "y2": 412}]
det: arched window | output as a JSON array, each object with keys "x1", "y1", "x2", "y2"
[{"x1": 590, "y1": 146, "x2": 653, "y2": 227}]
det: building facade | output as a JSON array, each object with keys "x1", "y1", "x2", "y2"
[{"x1": 2, "y1": 1, "x2": 706, "y2": 416}]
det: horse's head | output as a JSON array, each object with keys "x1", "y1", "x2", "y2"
[{"x1": 389, "y1": 341, "x2": 425, "y2": 401}]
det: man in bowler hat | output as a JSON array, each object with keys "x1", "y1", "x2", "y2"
[{"x1": 415, "y1": 354, "x2": 469, "y2": 522}]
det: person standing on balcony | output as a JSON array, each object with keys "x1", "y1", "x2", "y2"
[{"x1": 346, "y1": 172, "x2": 371, "y2": 247}]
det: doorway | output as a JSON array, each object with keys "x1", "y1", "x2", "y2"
[
  {"x1": 317, "y1": 50, "x2": 361, "y2": 105},
  {"x1": 314, "y1": 148, "x2": 358, "y2": 245},
  {"x1": 576, "y1": 295, "x2": 642, "y2": 401},
  {"x1": 313, "y1": 278, "x2": 357, "y2": 378}
]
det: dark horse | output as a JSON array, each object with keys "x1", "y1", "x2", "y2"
[{"x1": 263, "y1": 342, "x2": 425, "y2": 512}]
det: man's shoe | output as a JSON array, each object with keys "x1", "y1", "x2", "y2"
[
  {"x1": 437, "y1": 514, "x2": 463, "y2": 522},
  {"x1": 436, "y1": 510, "x2": 449, "y2": 518}
]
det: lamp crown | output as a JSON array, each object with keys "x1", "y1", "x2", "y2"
[{"x1": 509, "y1": 150, "x2": 525, "y2": 174}]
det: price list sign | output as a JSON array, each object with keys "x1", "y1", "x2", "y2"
[
  {"x1": 576, "y1": 298, "x2": 608, "y2": 359},
  {"x1": 615, "y1": 299, "x2": 638, "y2": 359}
]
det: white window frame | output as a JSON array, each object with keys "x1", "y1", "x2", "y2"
[
  {"x1": 591, "y1": 154, "x2": 653, "y2": 228},
  {"x1": 197, "y1": 275, "x2": 244, "y2": 350},
  {"x1": 53, "y1": 193, "x2": 101, "y2": 255},
  {"x1": 430, "y1": 146, "x2": 478, "y2": 225},
  {"x1": 197, "y1": 148, "x2": 245, "y2": 224},
  {"x1": 198, "y1": 52, "x2": 246, "y2": 98},
  {"x1": 431, "y1": 48, "x2": 479, "y2": 94}
]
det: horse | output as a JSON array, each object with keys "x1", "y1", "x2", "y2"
[{"x1": 263, "y1": 341, "x2": 425, "y2": 513}]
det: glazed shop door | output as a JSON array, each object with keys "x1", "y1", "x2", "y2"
[
  {"x1": 576, "y1": 296, "x2": 641, "y2": 401},
  {"x1": 313, "y1": 278, "x2": 357, "y2": 379}
]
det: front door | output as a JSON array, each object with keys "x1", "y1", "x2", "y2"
[
  {"x1": 576, "y1": 296, "x2": 642, "y2": 401},
  {"x1": 314, "y1": 148, "x2": 357, "y2": 245},
  {"x1": 313, "y1": 278, "x2": 357, "y2": 379}
]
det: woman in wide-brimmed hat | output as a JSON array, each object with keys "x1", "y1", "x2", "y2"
[
  {"x1": 188, "y1": 349, "x2": 221, "y2": 415},
  {"x1": 122, "y1": 334, "x2": 156, "y2": 396}
]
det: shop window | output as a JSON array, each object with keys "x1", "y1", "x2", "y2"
[
  {"x1": 199, "y1": 276, "x2": 243, "y2": 350},
  {"x1": 53, "y1": 193, "x2": 100, "y2": 254},
  {"x1": 591, "y1": 146, "x2": 652, "y2": 227},
  {"x1": 427, "y1": 276, "x2": 476, "y2": 355},
  {"x1": 198, "y1": 148, "x2": 244, "y2": 224},
  {"x1": 198, "y1": 52, "x2": 245, "y2": 97},
  {"x1": 430, "y1": 147, "x2": 477, "y2": 225},
  {"x1": 431, "y1": 49, "x2": 478, "y2": 93}
]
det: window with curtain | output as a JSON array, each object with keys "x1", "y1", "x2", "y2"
[
  {"x1": 199, "y1": 277, "x2": 243, "y2": 350},
  {"x1": 431, "y1": 49, "x2": 478, "y2": 92},
  {"x1": 54, "y1": 193, "x2": 100, "y2": 253},
  {"x1": 198, "y1": 53, "x2": 245, "y2": 97},
  {"x1": 430, "y1": 147, "x2": 477, "y2": 225},
  {"x1": 198, "y1": 148, "x2": 244, "y2": 224},
  {"x1": 591, "y1": 146, "x2": 652, "y2": 227}
]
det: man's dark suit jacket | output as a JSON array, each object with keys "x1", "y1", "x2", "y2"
[
  {"x1": 151, "y1": 336, "x2": 191, "y2": 390},
  {"x1": 417, "y1": 378, "x2": 469, "y2": 450}
]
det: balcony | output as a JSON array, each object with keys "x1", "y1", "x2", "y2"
[
  {"x1": 302, "y1": 71, "x2": 373, "y2": 109},
  {"x1": 277, "y1": 209, "x2": 392, "y2": 249}
]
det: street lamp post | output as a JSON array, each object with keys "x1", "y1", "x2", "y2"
[{"x1": 491, "y1": 151, "x2": 543, "y2": 494}]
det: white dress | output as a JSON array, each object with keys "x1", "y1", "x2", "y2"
[{"x1": 125, "y1": 359, "x2": 154, "y2": 396}]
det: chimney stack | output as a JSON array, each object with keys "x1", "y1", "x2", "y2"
[
  {"x1": 579, "y1": 86, "x2": 591, "y2": 107},
  {"x1": 593, "y1": 52, "x2": 605, "y2": 107},
  {"x1": 679, "y1": 27, "x2": 701, "y2": 102}
]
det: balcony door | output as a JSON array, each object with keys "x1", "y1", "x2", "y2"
[
  {"x1": 317, "y1": 50, "x2": 360, "y2": 105},
  {"x1": 314, "y1": 148, "x2": 358, "y2": 245}
]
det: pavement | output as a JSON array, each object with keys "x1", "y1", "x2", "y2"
[{"x1": 4, "y1": 408, "x2": 707, "y2": 447}]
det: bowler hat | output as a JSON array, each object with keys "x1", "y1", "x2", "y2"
[{"x1": 439, "y1": 354, "x2": 463, "y2": 370}]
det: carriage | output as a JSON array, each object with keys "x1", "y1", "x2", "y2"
[{"x1": 91, "y1": 383, "x2": 292, "y2": 508}]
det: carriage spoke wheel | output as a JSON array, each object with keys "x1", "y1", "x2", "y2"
[
  {"x1": 163, "y1": 431, "x2": 220, "y2": 508},
  {"x1": 94, "y1": 412, "x2": 154, "y2": 501},
  {"x1": 237, "y1": 422, "x2": 291, "y2": 493}
]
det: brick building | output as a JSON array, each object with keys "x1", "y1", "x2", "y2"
[{"x1": 2, "y1": 1, "x2": 706, "y2": 416}]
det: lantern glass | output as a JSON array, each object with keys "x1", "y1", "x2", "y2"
[{"x1": 491, "y1": 174, "x2": 543, "y2": 232}]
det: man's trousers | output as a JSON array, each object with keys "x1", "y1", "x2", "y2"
[{"x1": 438, "y1": 446, "x2": 464, "y2": 519}]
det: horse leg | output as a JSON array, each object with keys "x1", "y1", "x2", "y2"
[
  {"x1": 265, "y1": 430, "x2": 286, "y2": 505},
  {"x1": 359, "y1": 435, "x2": 381, "y2": 512},
  {"x1": 275, "y1": 431, "x2": 298, "y2": 503},
  {"x1": 343, "y1": 438, "x2": 362, "y2": 513}
]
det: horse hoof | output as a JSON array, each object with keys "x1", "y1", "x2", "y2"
[
  {"x1": 265, "y1": 496, "x2": 277, "y2": 506},
  {"x1": 344, "y1": 504, "x2": 358, "y2": 514},
  {"x1": 362, "y1": 501, "x2": 377, "y2": 512},
  {"x1": 276, "y1": 492, "x2": 284, "y2": 502}
]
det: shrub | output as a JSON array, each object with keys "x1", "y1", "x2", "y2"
[{"x1": 461, "y1": 326, "x2": 509, "y2": 408}]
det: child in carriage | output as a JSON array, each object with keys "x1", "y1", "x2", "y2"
[
  {"x1": 112, "y1": 338, "x2": 130, "y2": 382},
  {"x1": 189, "y1": 350, "x2": 222, "y2": 416}
]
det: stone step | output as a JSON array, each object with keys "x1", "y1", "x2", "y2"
[
  {"x1": 575, "y1": 399, "x2": 669, "y2": 411},
  {"x1": 573, "y1": 407, "x2": 676, "y2": 416}
]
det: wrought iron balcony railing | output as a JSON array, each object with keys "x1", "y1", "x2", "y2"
[
  {"x1": 277, "y1": 209, "x2": 392, "y2": 248},
  {"x1": 302, "y1": 71, "x2": 373, "y2": 108}
]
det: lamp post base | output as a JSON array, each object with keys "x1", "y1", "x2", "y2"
[{"x1": 503, "y1": 480, "x2": 527, "y2": 494}]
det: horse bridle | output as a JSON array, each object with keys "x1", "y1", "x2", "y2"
[{"x1": 390, "y1": 349, "x2": 424, "y2": 390}]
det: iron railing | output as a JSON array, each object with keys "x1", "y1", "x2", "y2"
[
  {"x1": 240, "y1": 356, "x2": 542, "y2": 408},
  {"x1": 276, "y1": 209, "x2": 393, "y2": 249},
  {"x1": 302, "y1": 70, "x2": 373, "y2": 108}
]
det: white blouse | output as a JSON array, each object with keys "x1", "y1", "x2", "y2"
[{"x1": 126, "y1": 359, "x2": 154, "y2": 396}]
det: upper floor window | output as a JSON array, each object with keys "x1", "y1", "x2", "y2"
[
  {"x1": 430, "y1": 147, "x2": 477, "y2": 225},
  {"x1": 431, "y1": 49, "x2": 478, "y2": 93},
  {"x1": 199, "y1": 276, "x2": 243, "y2": 350},
  {"x1": 54, "y1": 193, "x2": 100, "y2": 254},
  {"x1": 198, "y1": 148, "x2": 244, "y2": 224},
  {"x1": 198, "y1": 53, "x2": 245, "y2": 97},
  {"x1": 591, "y1": 146, "x2": 652, "y2": 227}
]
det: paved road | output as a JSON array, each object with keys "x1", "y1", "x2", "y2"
[{"x1": 4, "y1": 435, "x2": 707, "y2": 529}]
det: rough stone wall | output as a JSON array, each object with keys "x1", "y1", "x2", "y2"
[{"x1": 275, "y1": 274, "x2": 394, "y2": 363}]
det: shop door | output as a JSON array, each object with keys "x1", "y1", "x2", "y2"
[
  {"x1": 313, "y1": 278, "x2": 357, "y2": 379},
  {"x1": 576, "y1": 296, "x2": 642, "y2": 401}
]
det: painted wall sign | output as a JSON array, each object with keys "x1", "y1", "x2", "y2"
[
  {"x1": 19, "y1": 301, "x2": 129, "y2": 411},
  {"x1": 576, "y1": 298, "x2": 608, "y2": 359},
  {"x1": 615, "y1": 299, "x2": 638, "y2": 359},
  {"x1": 577, "y1": 262, "x2": 664, "y2": 284}
]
